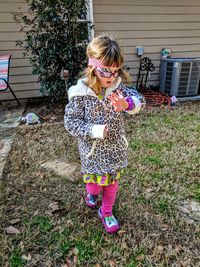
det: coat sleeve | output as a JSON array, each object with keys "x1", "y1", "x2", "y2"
[
  {"x1": 120, "y1": 85, "x2": 146, "y2": 115},
  {"x1": 64, "y1": 96, "x2": 93, "y2": 139},
  {"x1": 64, "y1": 96, "x2": 106, "y2": 139}
]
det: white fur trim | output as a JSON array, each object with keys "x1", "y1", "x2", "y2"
[
  {"x1": 86, "y1": 140, "x2": 97, "y2": 159},
  {"x1": 68, "y1": 77, "x2": 122, "y2": 100},
  {"x1": 91, "y1": 124, "x2": 107, "y2": 139},
  {"x1": 122, "y1": 135, "x2": 129, "y2": 148},
  {"x1": 68, "y1": 79, "x2": 96, "y2": 100}
]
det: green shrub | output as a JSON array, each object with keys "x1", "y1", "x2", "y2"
[{"x1": 14, "y1": 0, "x2": 90, "y2": 101}]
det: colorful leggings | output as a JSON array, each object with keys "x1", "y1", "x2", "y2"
[{"x1": 86, "y1": 182, "x2": 118, "y2": 217}]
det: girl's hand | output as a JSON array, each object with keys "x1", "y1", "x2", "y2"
[
  {"x1": 108, "y1": 90, "x2": 129, "y2": 112},
  {"x1": 103, "y1": 125, "x2": 108, "y2": 138}
]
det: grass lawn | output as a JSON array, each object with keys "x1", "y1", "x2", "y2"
[{"x1": 0, "y1": 101, "x2": 200, "y2": 267}]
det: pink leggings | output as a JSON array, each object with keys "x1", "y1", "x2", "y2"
[{"x1": 86, "y1": 182, "x2": 118, "y2": 217}]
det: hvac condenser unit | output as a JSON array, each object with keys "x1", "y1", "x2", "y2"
[{"x1": 160, "y1": 58, "x2": 200, "y2": 96}]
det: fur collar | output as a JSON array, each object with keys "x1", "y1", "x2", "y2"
[{"x1": 68, "y1": 77, "x2": 122, "y2": 101}]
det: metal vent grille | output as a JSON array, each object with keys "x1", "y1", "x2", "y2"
[{"x1": 160, "y1": 58, "x2": 200, "y2": 96}]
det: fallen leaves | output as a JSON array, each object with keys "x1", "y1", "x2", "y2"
[
  {"x1": 1, "y1": 101, "x2": 200, "y2": 266},
  {"x1": 21, "y1": 253, "x2": 32, "y2": 261},
  {"x1": 9, "y1": 218, "x2": 21, "y2": 225},
  {"x1": 5, "y1": 226, "x2": 20, "y2": 234},
  {"x1": 108, "y1": 259, "x2": 116, "y2": 267},
  {"x1": 117, "y1": 230, "x2": 127, "y2": 235},
  {"x1": 48, "y1": 202, "x2": 60, "y2": 213},
  {"x1": 64, "y1": 256, "x2": 78, "y2": 267}
]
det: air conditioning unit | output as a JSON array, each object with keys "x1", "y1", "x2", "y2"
[{"x1": 160, "y1": 58, "x2": 200, "y2": 96}]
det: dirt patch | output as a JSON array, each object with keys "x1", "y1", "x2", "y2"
[{"x1": 22, "y1": 97, "x2": 67, "y2": 124}]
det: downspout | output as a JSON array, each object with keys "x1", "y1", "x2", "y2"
[{"x1": 87, "y1": 0, "x2": 94, "y2": 40}]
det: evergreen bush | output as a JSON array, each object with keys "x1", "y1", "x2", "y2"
[{"x1": 14, "y1": 0, "x2": 90, "y2": 101}]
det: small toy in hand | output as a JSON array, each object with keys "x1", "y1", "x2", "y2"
[{"x1": 21, "y1": 112, "x2": 40, "y2": 125}]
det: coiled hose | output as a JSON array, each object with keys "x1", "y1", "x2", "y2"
[{"x1": 142, "y1": 88, "x2": 172, "y2": 108}]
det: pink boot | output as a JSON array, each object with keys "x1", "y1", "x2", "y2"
[
  {"x1": 85, "y1": 194, "x2": 98, "y2": 207},
  {"x1": 98, "y1": 208, "x2": 120, "y2": 234}
]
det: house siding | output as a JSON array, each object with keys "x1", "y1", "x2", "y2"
[
  {"x1": 1, "y1": 0, "x2": 200, "y2": 100},
  {"x1": 0, "y1": 0, "x2": 39, "y2": 101},
  {"x1": 93, "y1": 0, "x2": 200, "y2": 87}
]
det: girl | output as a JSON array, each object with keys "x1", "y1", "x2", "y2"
[{"x1": 64, "y1": 35, "x2": 145, "y2": 234}]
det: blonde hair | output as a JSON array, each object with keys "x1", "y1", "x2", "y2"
[{"x1": 84, "y1": 35, "x2": 131, "y2": 94}]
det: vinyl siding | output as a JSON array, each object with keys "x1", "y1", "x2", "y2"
[
  {"x1": 0, "y1": 0, "x2": 39, "y2": 101},
  {"x1": 1, "y1": 0, "x2": 200, "y2": 100},
  {"x1": 93, "y1": 0, "x2": 200, "y2": 86}
]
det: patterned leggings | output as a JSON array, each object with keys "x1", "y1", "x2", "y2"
[{"x1": 86, "y1": 182, "x2": 118, "y2": 217}]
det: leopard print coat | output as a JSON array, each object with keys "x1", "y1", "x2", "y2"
[{"x1": 64, "y1": 77, "x2": 145, "y2": 176}]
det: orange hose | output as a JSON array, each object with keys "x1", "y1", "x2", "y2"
[{"x1": 141, "y1": 88, "x2": 171, "y2": 108}]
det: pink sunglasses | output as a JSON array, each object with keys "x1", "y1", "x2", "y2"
[{"x1": 96, "y1": 67, "x2": 120, "y2": 78}]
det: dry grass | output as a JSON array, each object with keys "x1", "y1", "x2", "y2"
[{"x1": 0, "y1": 101, "x2": 200, "y2": 267}]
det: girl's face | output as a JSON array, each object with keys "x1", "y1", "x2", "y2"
[{"x1": 94, "y1": 66, "x2": 120, "y2": 88}]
